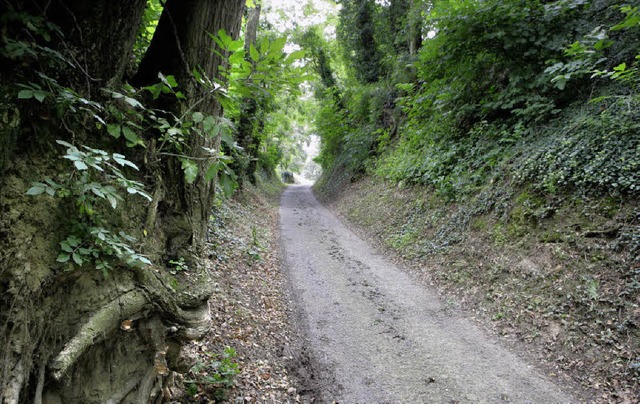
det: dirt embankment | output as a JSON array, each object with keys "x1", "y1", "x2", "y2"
[{"x1": 315, "y1": 176, "x2": 639, "y2": 403}]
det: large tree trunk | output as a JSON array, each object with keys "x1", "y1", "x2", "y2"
[
  {"x1": 236, "y1": 4, "x2": 262, "y2": 183},
  {"x1": 0, "y1": 0, "x2": 245, "y2": 402},
  {"x1": 1, "y1": 1, "x2": 147, "y2": 402},
  {"x1": 133, "y1": 0, "x2": 245, "y2": 260},
  {"x1": 408, "y1": 0, "x2": 423, "y2": 55}
]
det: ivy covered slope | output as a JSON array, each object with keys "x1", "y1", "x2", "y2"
[
  {"x1": 0, "y1": 1, "x2": 306, "y2": 403},
  {"x1": 309, "y1": 0, "x2": 639, "y2": 401}
]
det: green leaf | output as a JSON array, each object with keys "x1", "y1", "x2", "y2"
[
  {"x1": 124, "y1": 96, "x2": 143, "y2": 108},
  {"x1": 181, "y1": 159, "x2": 198, "y2": 184},
  {"x1": 33, "y1": 90, "x2": 48, "y2": 102},
  {"x1": 228, "y1": 39, "x2": 244, "y2": 52},
  {"x1": 56, "y1": 140, "x2": 74, "y2": 149},
  {"x1": 143, "y1": 83, "x2": 162, "y2": 99},
  {"x1": 107, "y1": 124, "x2": 122, "y2": 139},
  {"x1": 269, "y1": 36, "x2": 287, "y2": 56},
  {"x1": 249, "y1": 44, "x2": 260, "y2": 62},
  {"x1": 203, "y1": 115, "x2": 216, "y2": 133},
  {"x1": 220, "y1": 172, "x2": 235, "y2": 197},
  {"x1": 112, "y1": 153, "x2": 138, "y2": 169},
  {"x1": 205, "y1": 161, "x2": 222, "y2": 182},
  {"x1": 138, "y1": 190, "x2": 152, "y2": 201},
  {"x1": 210, "y1": 33, "x2": 225, "y2": 51},
  {"x1": 285, "y1": 49, "x2": 306, "y2": 64},
  {"x1": 60, "y1": 241, "x2": 74, "y2": 253},
  {"x1": 74, "y1": 160, "x2": 89, "y2": 170},
  {"x1": 159, "y1": 73, "x2": 178, "y2": 88},
  {"x1": 18, "y1": 89, "x2": 33, "y2": 99},
  {"x1": 137, "y1": 255, "x2": 152, "y2": 265},
  {"x1": 613, "y1": 62, "x2": 627, "y2": 72},
  {"x1": 72, "y1": 252, "x2": 83, "y2": 265},
  {"x1": 90, "y1": 186, "x2": 106, "y2": 198},
  {"x1": 67, "y1": 236, "x2": 80, "y2": 247},
  {"x1": 26, "y1": 185, "x2": 46, "y2": 195},
  {"x1": 122, "y1": 126, "x2": 142, "y2": 146},
  {"x1": 217, "y1": 29, "x2": 232, "y2": 47},
  {"x1": 56, "y1": 253, "x2": 71, "y2": 263},
  {"x1": 611, "y1": 11, "x2": 640, "y2": 31},
  {"x1": 167, "y1": 127, "x2": 182, "y2": 137},
  {"x1": 63, "y1": 151, "x2": 83, "y2": 162},
  {"x1": 229, "y1": 50, "x2": 245, "y2": 65},
  {"x1": 192, "y1": 112, "x2": 204, "y2": 123},
  {"x1": 106, "y1": 194, "x2": 118, "y2": 209}
]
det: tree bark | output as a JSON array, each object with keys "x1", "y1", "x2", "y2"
[
  {"x1": 389, "y1": 0, "x2": 410, "y2": 53},
  {"x1": 46, "y1": 0, "x2": 146, "y2": 91},
  {"x1": 1, "y1": 2, "x2": 147, "y2": 402},
  {"x1": 133, "y1": 0, "x2": 245, "y2": 261},
  {"x1": 408, "y1": 0, "x2": 423, "y2": 55},
  {"x1": 0, "y1": 1, "x2": 245, "y2": 402},
  {"x1": 237, "y1": 4, "x2": 262, "y2": 183}
]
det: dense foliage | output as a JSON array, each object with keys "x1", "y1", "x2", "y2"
[{"x1": 310, "y1": 0, "x2": 640, "y2": 200}]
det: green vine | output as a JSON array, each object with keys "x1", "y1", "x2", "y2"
[{"x1": 27, "y1": 140, "x2": 152, "y2": 276}]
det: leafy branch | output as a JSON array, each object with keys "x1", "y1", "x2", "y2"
[{"x1": 27, "y1": 140, "x2": 152, "y2": 275}]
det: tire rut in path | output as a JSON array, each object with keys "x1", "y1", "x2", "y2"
[{"x1": 280, "y1": 184, "x2": 575, "y2": 403}]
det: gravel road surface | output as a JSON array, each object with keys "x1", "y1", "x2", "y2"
[{"x1": 280, "y1": 184, "x2": 575, "y2": 403}]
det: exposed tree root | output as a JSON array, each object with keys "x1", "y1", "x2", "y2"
[
  {"x1": 34, "y1": 360, "x2": 45, "y2": 404},
  {"x1": 48, "y1": 268, "x2": 214, "y2": 384},
  {"x1": 132, "y1": 265, "x2": 214, "y2": 334},
  {"x1": 106, "y1": 375, "x2": 143, "y2": 404},
  {"x1": 137, "y1": 367, "x2": 161, "y2": 403},
  {"x1": 2, "y1": 357, "x2": 24, "y2": 404},
  {"x1": 49, "y1": 290, "x2": 149, "y2": 380}
]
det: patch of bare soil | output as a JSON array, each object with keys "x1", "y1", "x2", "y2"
[{"x1": 180, "y1": 185, "x2": 301, "y2": 403}]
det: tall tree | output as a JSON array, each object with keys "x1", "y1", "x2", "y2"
[
  {"x1": 389, "y1": 0, "x2": 410, "y2": 53},
  {"x1": 235, "y1": 3, "x2": 263, "y2": 183},
  {"x1": 0, "y1": 0, "x2": 245, "y2": 402},
  {"x1": 133, "y1": 0, "x2": 244, "y2": 260},
  {"x1": 300, "y1": 26, "x2": 342, "y2": 105},
  {"x1": 408, "y1": 0, "x2": 423, "y2": 55},
  {"x1": 338, "y1": 0, "x2": 383, "y2": 84}
]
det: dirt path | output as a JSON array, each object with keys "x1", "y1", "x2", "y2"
[{"x1": 280, "y1": 184, "x2": 576, "y2": 403}]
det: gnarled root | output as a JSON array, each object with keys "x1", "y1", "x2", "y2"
[
  {"x1": 49, "y1": 290, "x2": 149, "y2": 380},
  {"x1": 2, "y1": 357, "x2": 25, "y2": 404},
  {"x1": 48, "y1": 268, "x2": 214, "y2": 384}
]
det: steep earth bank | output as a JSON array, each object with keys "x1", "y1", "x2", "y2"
[{"x1": 315, "y1": 176, "x2": 639, "y2": 403}]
